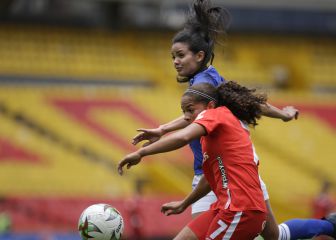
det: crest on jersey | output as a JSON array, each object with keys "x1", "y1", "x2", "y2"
[
  {"x1": 203, "y1": 152, "x2": 209, "y2": 164},
  {"x1": 196, "y1": 110, "x2": 206, "y2": 120}
]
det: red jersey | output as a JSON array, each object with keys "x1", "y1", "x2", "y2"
[{"x1": 194, "y1": 106, "x2": 266, "y2": 212}]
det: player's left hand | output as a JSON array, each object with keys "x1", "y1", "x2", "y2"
[
  {"x1": 281, "y1": 106, "x2": 299, "y2": 122},
  {"x1": 132, "y1": 128, "x2": 163, "y2": 147},
  {"x1": 117, "y1": 152, "x2": 142, "y2": 175},
  {"x1": 161, "y1": 201, "x2": 186, "y2": 216}
]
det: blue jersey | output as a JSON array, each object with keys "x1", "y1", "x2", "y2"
[{"x1": 188, "y1": 66, "x2": 225, "y2": 175}]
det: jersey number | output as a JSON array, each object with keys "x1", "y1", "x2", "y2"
[
  {"x1": 209, "y1": 220, "x2": 227, "y2": 239},
  {"x1": 208, "y1": 212, "x2": 242, "y2": 239}
]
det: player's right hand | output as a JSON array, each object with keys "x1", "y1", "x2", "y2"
[
  {"x1": 117, "y1": 152, "x2": 142, "y2": 176},
  {"x1": 161, "y1": 201, "x2": 186, "y2": 216},
  {"x1": 132, "y1": 128, "x2": 164, "y2": 147},
  {"x1": 281, "y1": 106, "x2": 299, "y2": 122}
]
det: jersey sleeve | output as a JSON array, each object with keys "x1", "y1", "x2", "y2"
[{"x1": 194, "y1": 109, "x2": 219, "y2": 135}]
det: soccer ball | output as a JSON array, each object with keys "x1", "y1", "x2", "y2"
[{"x1": 78, "y1": 203, "x2": 124, "y2": 240}]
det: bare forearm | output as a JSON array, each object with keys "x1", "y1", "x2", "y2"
[
  {"x1": 138, "y1": 123, "x2": 206, "y2": 158},
  {"x1": 118, "y1": 124, "x2": 205, "y2": 176},
  {"x1": 159, "y1": 116, "x2": 190, "y2": 134},
  {"x1": 260, "y1": 103, "x2": 290, "y2": 120},
  {"x1": 138, "y1": 132, "x2": 189, "y2": 157},
  {"x1": 181, "y1": 176, "x2": 212, "y2": 208}
]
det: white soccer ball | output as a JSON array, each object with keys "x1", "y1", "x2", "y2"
[{"x1": 78, "y1": 203, "x2": 124, "y2": 240}]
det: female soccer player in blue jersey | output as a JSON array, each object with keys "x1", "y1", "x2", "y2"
[{"x1": 132, "y1": 0, "x2": 336, "y2": 239}]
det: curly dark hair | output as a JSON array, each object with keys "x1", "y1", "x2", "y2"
[
  {"x1": 184, "y1": 81, "x2": 267, "y2": 126},
  {"x1": 217, "y1": 81, "x2": 267, "y2": 126}
]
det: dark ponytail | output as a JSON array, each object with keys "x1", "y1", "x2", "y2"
[
  {"x1": 186, "y1": 0, "x2": 229, "y2": 44},
  {"x1": 173, "y1": 0, "x2": 230, "y2": 68}
]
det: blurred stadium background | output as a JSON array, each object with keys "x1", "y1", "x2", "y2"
[{"x1": 0, "y1": 0, "x2": 335, "y2": 239}]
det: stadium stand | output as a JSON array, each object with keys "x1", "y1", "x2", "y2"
[
  {"x1": 0, "y1": 9, "x2": 335, "y2": 239},
  {"x1": 0, "y1": 25, "x2": 335, "y2": 91},
  {"x1": 0, "y1": 26, "x2": 155, "y2": 85},
  {"x1": 0, "y1": 86, "x2": 193, "y2": 196},
  {"x1": 250, "y1": 92, "x2": 336, "y2": 221}
]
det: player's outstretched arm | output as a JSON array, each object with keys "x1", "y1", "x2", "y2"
[
  {"x1": 260, "y1": 103, "x2": 299, "y2": 122},
  {"x1": 132, "y1": 128, "x2": 164, "y2": 147},
  {"x1": 161, "y1": 176, "x2": 211, "y2": 216},
  {"x1": 132, "y1": 116, "x2": 190, "y2": 146},
  {"x1": 118, "y1": 123, "x2": 206, "y2": 175}
]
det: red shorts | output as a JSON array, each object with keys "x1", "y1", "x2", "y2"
[{"x1": 188, "y1": 209, "x2": 266, "y2": 240}]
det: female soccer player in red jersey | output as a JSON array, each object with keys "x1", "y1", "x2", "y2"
[
  {"x1": 131, "y1": 0, "x2": 336, "y2": 239},
  {"x1": 119, "y1": 82, "x2": 268, "y2": 239}
]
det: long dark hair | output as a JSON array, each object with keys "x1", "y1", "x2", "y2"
[
  {"x1": 173, "y1": 0, "x2": 230, "y2": 74},
  {"x1": 183, "y1": 82, "x2": 267, "y2": 126}
]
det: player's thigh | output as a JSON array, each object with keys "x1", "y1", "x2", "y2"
[
  {"x1": 174, "y1": 226, "x2": 198, "y2": 240},
  {"x1": 188, "y1": 209, "x2": 218, "y2": 239},
  {"x1": 206, "y1": 210, "x2": 266, "y2": 240},
  {"x1": 261, "y1": 199, "x2": 279, "y2": 240}
]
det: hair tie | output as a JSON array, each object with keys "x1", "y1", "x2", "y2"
[{"x1": 185, "y1": 89, "x2": 217, "y2": 102}]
